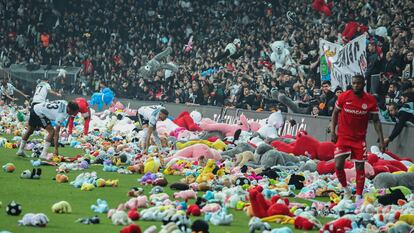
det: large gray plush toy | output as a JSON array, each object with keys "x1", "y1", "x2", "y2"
[
  {"x1": 373, "y1": 172, "x2": 414, "y2": 191},
  {"x1": 138, "y1": 47, "x2": 178, "y2": 79},
  {"x1": 271, "y1": 88, "x2": 310, "y2": 114},
  {"x1": 252, "y1": 143, "x2": 304, "y2": 168},
  {"x1": 221, "y1": 142, "x2": 255, "y2": 159}
]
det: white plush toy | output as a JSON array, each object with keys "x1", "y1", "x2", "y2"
[
  {"x1": 111, "y1": 210, "x2": 132, "y2": 225},
  {"x1": 190, "y1": 110, "x2": 202, "y2": 124},
  {"x1": 270, "y1": 41, "x2": 296, "y2": 75},
  {"x1": 51, "y1": 201, "x2": 72, "y2": 214},
  {"x1": 371, "y1": 146, "x2": 413, "y2": 167},
  {"x1": 18, "y1": 213, "x2": 49, "y2": 227}
]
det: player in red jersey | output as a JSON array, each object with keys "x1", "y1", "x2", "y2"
[
  {"x1": 330, "y1": 75, "x2": 385, "y2": 203},
  {"x1": 67, "y1": 97, "x2": 91, "y2": 137}
]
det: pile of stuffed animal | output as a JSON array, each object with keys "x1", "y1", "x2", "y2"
[{"x1": 2, "y1": 102, "x2": 414, "y2": 233}]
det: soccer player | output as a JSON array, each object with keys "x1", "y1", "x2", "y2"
[
  {"x1": 1, "y1": 79, "x2": 29, "y2": 105},
  {"x1": 330, "y1": 75, "x2": 385, "y2": 203},
  {"x1": 32, "y1": 78, "x2": 61, "y2": 107},
  {"x1": 17, "y1": 100, "x2": 79, "y2": 159},
  {"x1": 67, "y1": 97, "x2": 91, "y2": 137},
  {"x1": 137, "y1": 105, "x2": 169, "y2": 153}
]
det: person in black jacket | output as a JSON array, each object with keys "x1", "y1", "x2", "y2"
[
  {"x1": 319, "y1": 80, "x2": 335, "y2": 116},
  {"x1": 365, "y1": 42, "x2": 382, "y2": 92}
]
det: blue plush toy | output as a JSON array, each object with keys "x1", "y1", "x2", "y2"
[
  {"x1": 90, "y1": 199, "x2": 108, "y2": 213},
  {"x1": 102, "y1": 164, "x2": 118, "y2": 172},
  {"x1": 88, "y1": 88, "x2": 115, "y2": 111}
]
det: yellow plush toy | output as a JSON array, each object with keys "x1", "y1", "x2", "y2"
[
  {"x1": 51, "y1": 201, "x2": 72, "y2": 214},
  {"x1": 176, "y1": 139, "x2": 227, "y2": 151},
  {"x1": 196, "y1": 159, "x2": 216, "y2": 183},
  {"x1": 105, "y1": 179, "x2": 119, "y2": 187},
  {"x1": 144, "y1": 156, "x2": 160, "y2": 173},
  {"x1": 96, "y1": 178, "x2": 106, "y2": 187},
  {"x1": 408, "y1": 164, "x2": 414, "y2": 172},
  {"x1": 81, "y1": 183, "x2": 94, "y2": 191},
  {"x1": 399, "y1": 214, "x2": 414, "y2": 225}
]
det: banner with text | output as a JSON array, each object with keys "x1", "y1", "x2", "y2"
[{"x1": 319, "y1": 35, "x2": 367, "y2": 89}]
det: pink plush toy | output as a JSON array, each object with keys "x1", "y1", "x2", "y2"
[
  {"x1": 338, "y1": 162, "x2": 375, "y2": 183},
  {"x1": 125, "y1": 196, "x2": 148, "y2": 209},
  {"x1": 173, "y1": 190, "x2": 197, "y2": 199},
  {"x1": 201, "y1": 203, "x2": 221, "y2": 213},
  {"x1": 199, "y1": 120, "x2": 241, "y2": 137},
  {"x1": 165, "y1": 144, "x2": 222, "y2": 163},
  {"x1": 239, "y1": 114, "x2": 261, "y2": 132},
  {"x1": 108, "y1": 203, "x2": 126, "y2": 218}
]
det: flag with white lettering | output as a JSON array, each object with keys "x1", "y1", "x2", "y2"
[{"x1": 319, "y1": 35, "x2": 367, "y2": 89}]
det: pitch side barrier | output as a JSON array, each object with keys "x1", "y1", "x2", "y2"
[{"x1": 59, "y1": 95, "x2": 414, "y2": 159}]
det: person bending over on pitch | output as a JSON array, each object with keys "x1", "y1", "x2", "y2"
[
  {"x1": 137, "y1": 105, "x2": 169, "y2": 154},
  {"x1": 330, "y1": 74, "x2": 385, "y2": 203},
  {"x1": 67, "y1": 97, "x2": 91, "y2": 138},
  {"x1": 17, "y1": 100, "x2": 79, "y2": 159}
]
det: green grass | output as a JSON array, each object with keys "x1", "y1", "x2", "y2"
[{"x1": 0, "y1": 135, "x2": 332, "y2": 233}]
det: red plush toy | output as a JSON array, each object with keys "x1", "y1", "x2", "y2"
[
  {"x1": 367, "y1": 153, "x2": 407, "y2": 175},
  {"x1": 248, "y1": 186, "x2": 292, "y2": 218},
  {"x1": 320, "y1": 218, "x2": 352, "y2": 233},
  {"x1": 186, "y1": 204, "x2": 201, "y2": 216},
  {"x1": 127, "y1": 208, "x2": 140, "y2": 221},
  {"x1": 312, "y1": 0, "x2": 333, "y2": 16},
  {"x1": 317, "y1": 160, "x2": 353, "y2": 175},
  {"x1": 120, "y1": 224, "x2": 142, "y2": 233},
  {"x1": 295, "y1": 216, "x2": 315, "y2": 230},
  {"x1": 271, "y1": 132, "x2": 335, "y2": 161},
  {"x1": 173, "y1": 111, "x2": 202, "y2": 131},
  {"x1": 341, "y1": 21, "x2": 368, "y2": 43}
]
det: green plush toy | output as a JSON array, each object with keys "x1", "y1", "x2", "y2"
[{"x1": 17, "y1": 111, "x2": 25, "y2": 122}]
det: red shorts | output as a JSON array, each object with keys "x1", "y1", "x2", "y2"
[{"x1": 334, "y1": 140, "x2": 367, "y2": 162}]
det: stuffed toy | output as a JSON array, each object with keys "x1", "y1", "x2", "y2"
[
  {"x1": 6, "y1": 201, "x2": 22, "y2": 216},
  {"x1": 373, "y1": 172, "x2": 414, "y2": 190},
  {"x1": 299, "y1": 160, "x2": 317, "y2": 172},
  {"x1": 18, "y1": 213, "x2": 49, "y2": 227},
  {"x1": 248, "y1": 217, "x2": 272, "y2": 233},
  {"x1": 235, "y1": 151, "x2": 255, "y2": 167},
  {"x1": 207, "y1": 207, "x2": 233, "y2": 225},
  {"x1": 398, "y1": 214, "x2": 414, "y2": 225},
  {"x1": 176, "y1": 139, "x2": 227, "y2": 151},
  {"x1": 174, "y1": 190, "x2": 197, "y2": 199},
  {"x1": 388, "y1": 221, "x2": 413, "y2": 233},
  {"x1": 165, "y1": 144, "x2": 222, "y2": 163},
  {"x1": 370, "y1": 146, "x2": 413, "y2": 167},
  {"x1": 138, "y1": 47, "x2": 178, "y2": 79},
  {"x1": 339, "y1": 162, "x2": 375, "y2": 183},
  {"x1": 191, "y1": 219, "x2": 209, "y2": 233},
  {"x1": 317, "y1": 160, "x2": 353, "y2": 174},
  {"x1": 88, "y1": 88, "x2": 115, "y2": 111},
  {"x1": 288, "y1": 174, "x2": 305, "y2": 190},
  {"x1": 196, "y1": 159, "x2": 216, "y2": 183},
  {"x1": 125, "y1": 196, "x2": 148, "y2": 209},
  {"x1": 120, "y1": 224, "x2": 142, "y2": 233},
  {"x1": 248, "y1": 186, "x2": 292, "y2": 218},
  {"x1": 2, "y1": 163, "x2": 15, "y2": 173},
  {"x1": 81, "y1": 183, "x2": 95, "y2": 191},
  {"x1": 254, "y1": 143, "x2": 302, "y2": 168},
  {"x1": 268, "y1": 227, "x2": 293, "y2": 233},
  {"x1": 20, "y1": 168, "x2": 42, "y2": 179},
  {"x1": 128, "y1": 187, "x2": 144, "y2": 197},
  {"x1": 173, "y1": 111, "x2": 202, "y2": 131},
  {"x1": 143, "y1": 157, "x2": 161, "y2": 173},
  {"x1": 321, "y1": 217, "x2": 352, "y2": 233},
  {"x1": 377, "y1": 188, "x2": 407, "y2": 206},
  {"x1": 367, "y1": 153, "x2": 408, "y2": 175},
  {"x1": 341, "y1": 22, "x2": 368, "y2": 43},
  {"x1": 91, "y1": 199, "x2": 109, "y2": 213},
  {"x1": 312, "y1": 0, "x2": 333, "y2": 16},
  {"x1": 111, "y1": 210, "x2": 132, "y2": 225},
  {"x1": 270, "y1": 41, "x2": 296, "y2": 75},
  {"x1": 127, "y1": 208, "x2": 140, "y2": 221},
  {"x1": 51, "y1": 201, "x2": 72, "y2": 214},
  {"x1": 199, "y1": 120, "x2": 241, "y2": 137},
  {"x1": 186, "y1": 204, "x2": 201, "y2": 216},
  {"x1": 221, "y1": 142, "x2": 255, "y2": 159},
  {"x1": 271, "y1": 133, "x2": 335, "y2": 161},
  {"x1": 76, "y1": 216, "x2": 100, "y2": 224}
]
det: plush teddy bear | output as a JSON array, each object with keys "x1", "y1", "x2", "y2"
[
  {"x1": 138, "y1": 47, "x2": 178, "y2": 80},
  {"x1": 248, "y1": 186, "x2": 292, "y2": 218},
  {"x1": 270, "y1": 41, "x2": 296, "y2": 75},
  {"x1": 55, "y1": 174, "x2": 69, "y2": 183},
  {"x1": 254, "y1": 143, "x2": 302, "y2": 168},
  {"x1": 51, "y1": 201, "x2": 72, "y2": 214},
  {"x1": 18, "y1": 213, "x2": 49, "y2": 227},
  {"x1": 120, "y1": 224, "x2": 142, "y2": 233},
  {"x1": 125, "y1": 196, "x2": 148, "y2": 209},
  {"x1": 173, "y1": 190, "x2": 197, "y2": 199},
  {"x1": 221, "y1": 142, "x2": 255, "y2": 159}
]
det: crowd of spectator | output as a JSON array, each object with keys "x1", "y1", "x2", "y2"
[{"x1": 0, "y1": 0, "x2": 413, "y2": 119}]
